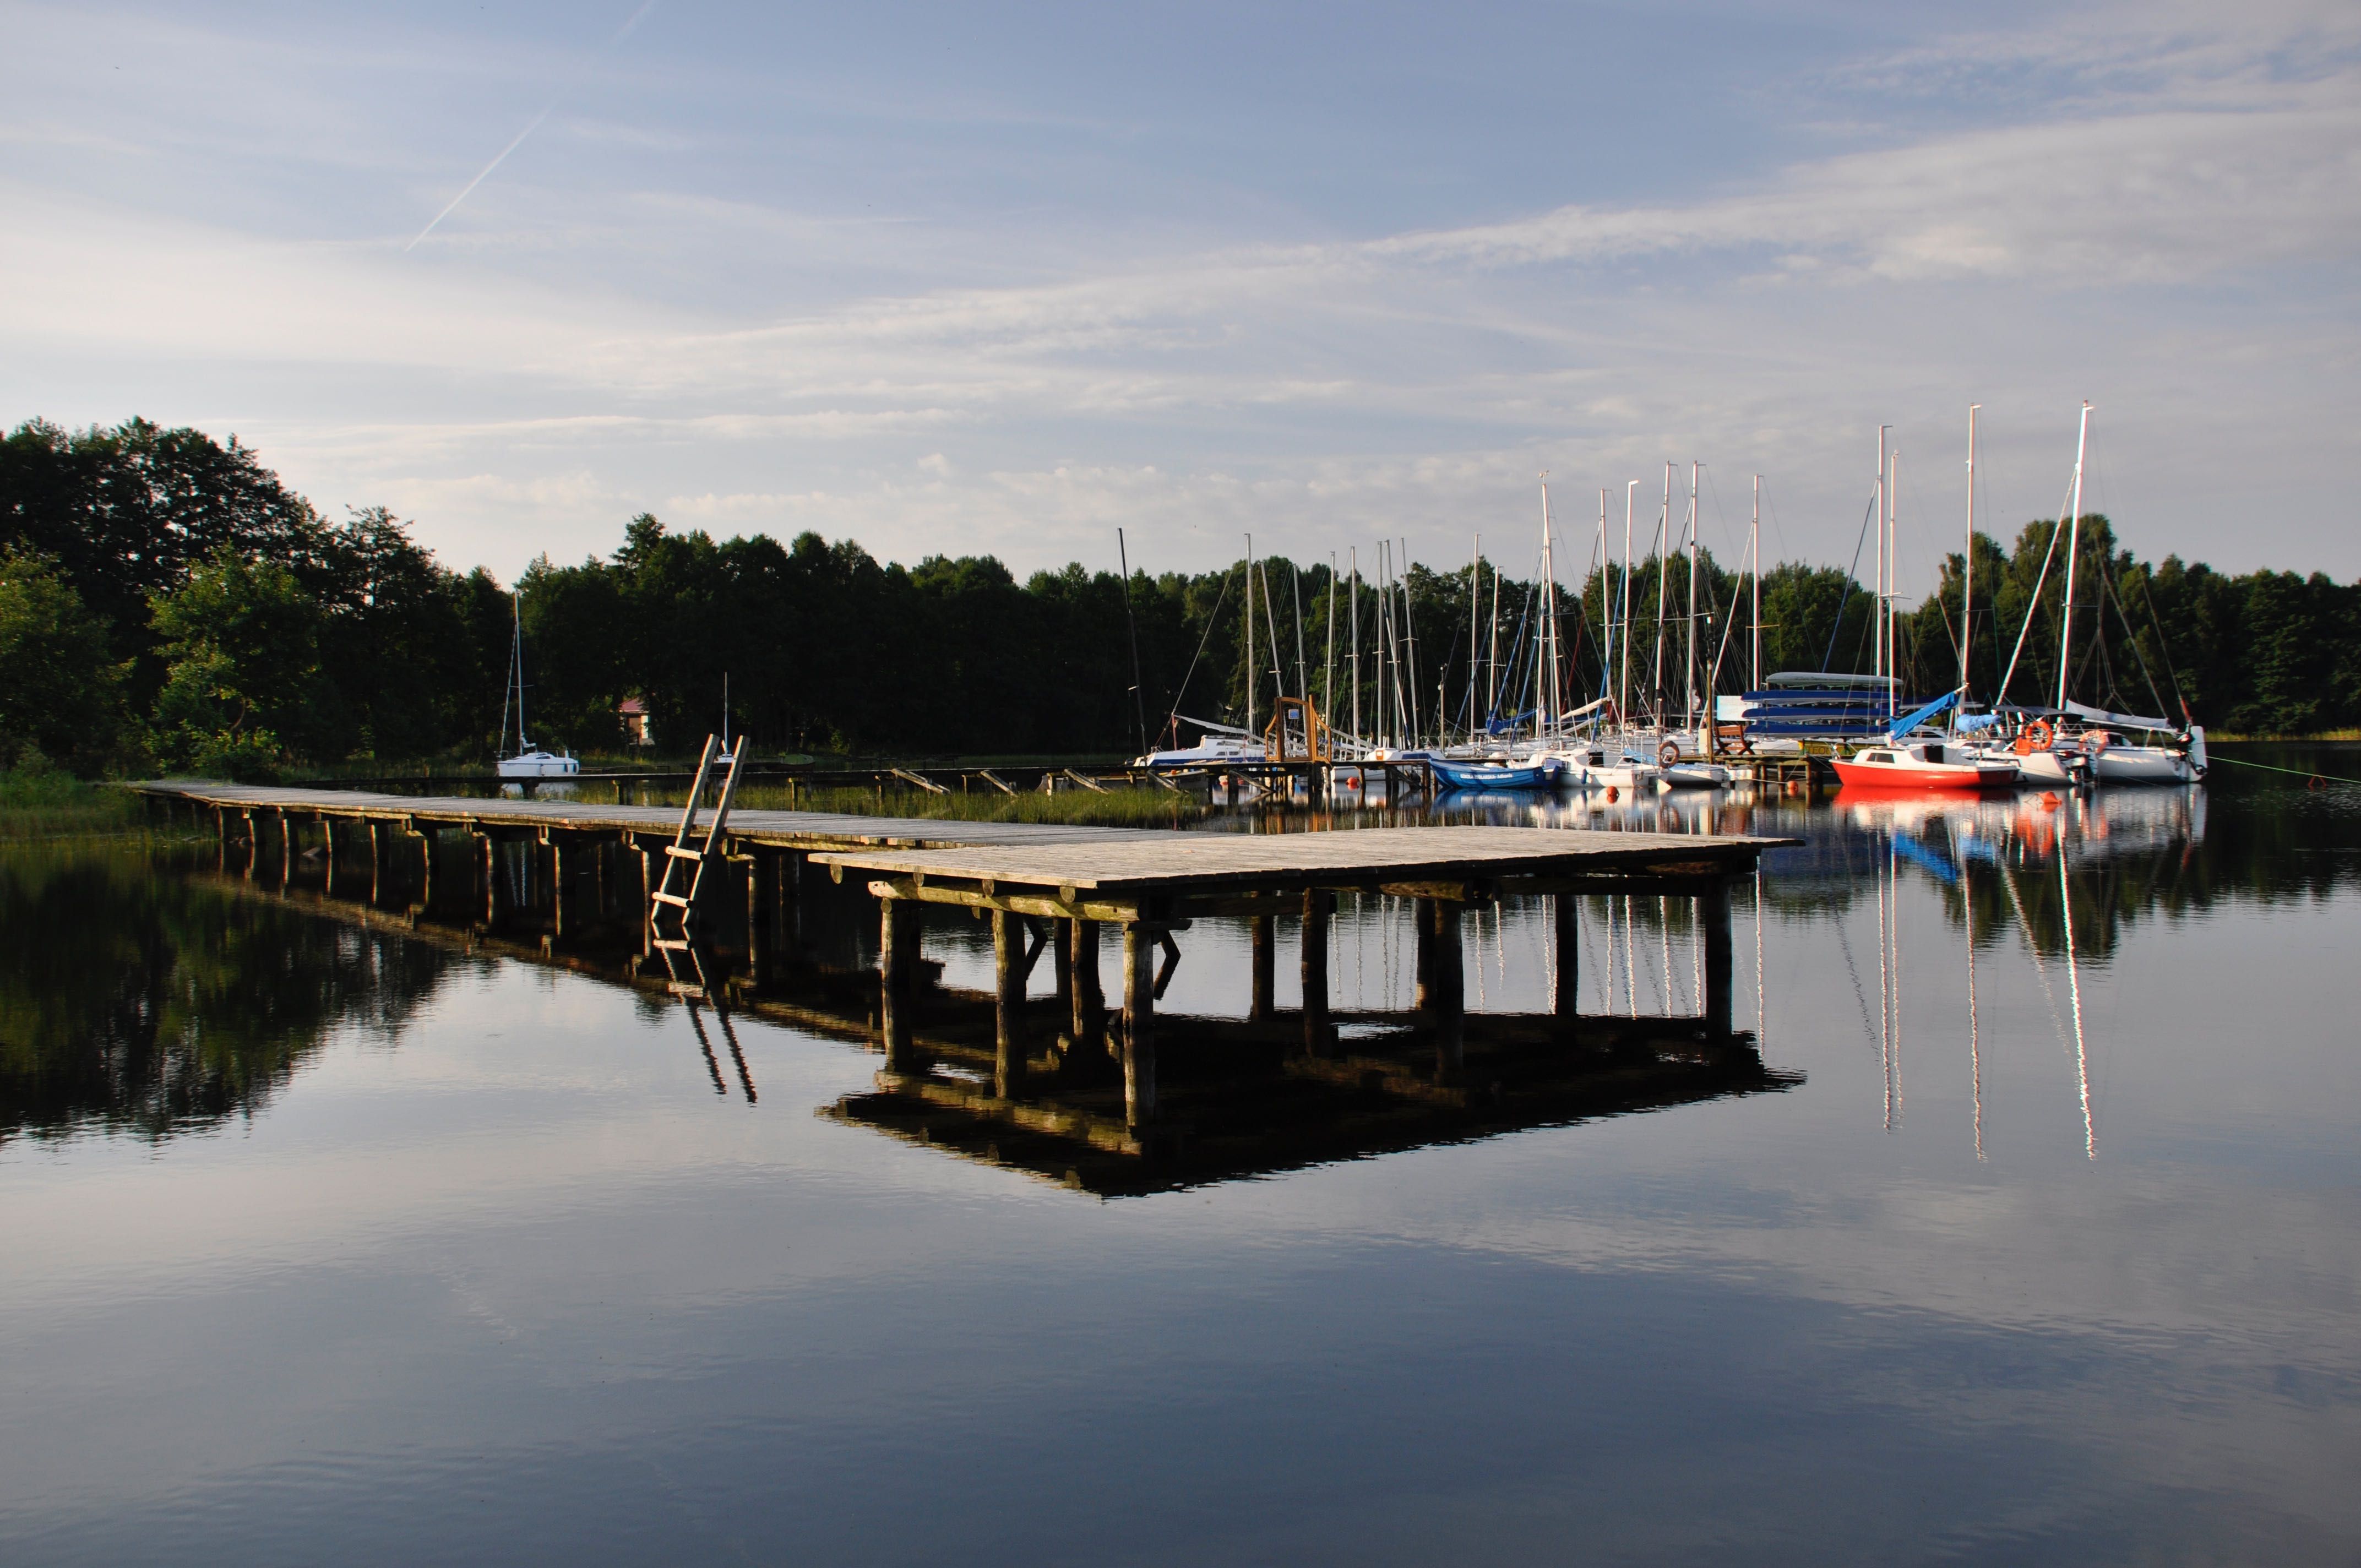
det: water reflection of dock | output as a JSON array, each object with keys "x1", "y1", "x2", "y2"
[{"x1": 826, "y1": 1009, "x2": 1795, "y2": 1197}]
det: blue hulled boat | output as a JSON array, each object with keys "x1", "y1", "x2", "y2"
[{"x1": 1427, "y1": 757, "x2": 1563, "y2": 792}]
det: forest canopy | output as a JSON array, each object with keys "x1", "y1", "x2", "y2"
[{"x1": 4, "y1": 417, "x2": 2357, "y2": 777}]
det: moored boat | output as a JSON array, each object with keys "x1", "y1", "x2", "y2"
[
  {"x1": 1834, "y1": 741, "x2": 2018, "y2": 791},
  {"x1": 1428, "y1": 756, "x2": 1563, "y2": 791}
]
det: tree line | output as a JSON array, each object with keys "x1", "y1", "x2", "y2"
[{"x1": 4, "y1": 417, "x2": 2357, "y2": 778}]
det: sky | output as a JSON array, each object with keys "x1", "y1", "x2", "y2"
[{"x1": 3, "y1": 0, "x2": 2356, "y2": 593}]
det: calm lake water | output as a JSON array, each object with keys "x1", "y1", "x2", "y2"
[{"x1": 4, "y1": 747, "x2": 2358, "y2": 1565}]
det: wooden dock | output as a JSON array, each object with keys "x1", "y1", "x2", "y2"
[
  {"x1": 139, "y1": 780, "x2": 1792, "y2": 1151},
  {"x1": 813, "y1": 823, "x2": 1788, "y2": 1130}
]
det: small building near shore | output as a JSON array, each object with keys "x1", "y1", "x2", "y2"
[{"x1": 617, "y1": 697, "x2": 653, "y2": 747}]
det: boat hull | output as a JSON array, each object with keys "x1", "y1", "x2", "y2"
[
  {"x1": 1832, "y1": 758, "x2": 2017, "y2": 791},
  {"x1": 1428, "y1": 758, "x2": 1562, "y2": 792},
  {"x1": 2091, "y1": 745, "x2": 2196, "y2": 785}
]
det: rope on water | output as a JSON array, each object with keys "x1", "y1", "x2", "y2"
[{"x1": 2207, "y1": 753, "x2": 2361, "y2": 790}]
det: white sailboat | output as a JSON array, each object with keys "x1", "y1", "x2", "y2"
[
  {"x1": 495, "y1": 595, "x2": 580, "y2": 781},
  {"x1": 1998, "y1": 405, "x2": 2205, "y2": 787}
]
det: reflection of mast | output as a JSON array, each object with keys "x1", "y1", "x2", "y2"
[
  {"x1": 2060, "y1": 851, "x2": 2095, "y2": 1159},
  {"x1": 1958, "y1": 833, "x2": 1984, "y2": 1161},
  {"x1": 1879, "y1": 833, "x2": 1893, "y2": 1131},
  {"x1": 1754, "y1": 865, "x2": 1766, "y2": 1046}
]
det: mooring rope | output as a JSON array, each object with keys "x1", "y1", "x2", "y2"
[{"x1": 2206, "y1": 753, "x2": 2361, "y2": 790}]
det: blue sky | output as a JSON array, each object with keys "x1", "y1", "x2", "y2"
[{"x1": 4, "y1": 0, "x2": 2355, "y2": 591}]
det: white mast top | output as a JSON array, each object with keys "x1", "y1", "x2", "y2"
[
  {"x1": 1964, "y1": 405, "x2": 1979, "y2": 698},
  {"x1": 2055, "y1": 401, "x2": 2092, "y2": 711}
]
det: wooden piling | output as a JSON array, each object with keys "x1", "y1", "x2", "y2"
[
  {"x1": 1122, "y1": 922, "x2": 1156, "y2": 1126},
  {"x1": 1433, "y1": 899, "x2": 1464, "y2": 1075},
  {"x1": 1071, "y1": 917, "x2": 1105, "y2": 1055},
  {"x1": 879, "y1": 896, "x2": 919, "y2": 1070},
  {"x1": 993, "y1": 907, "x2": 1027, "y2": 1097},
  {"x1": 1702, "y1": 877, "x2": 1734, "y2": 1038},
  {"x1": 1554, "y1": 892, "x2": 1579, "y2": 1019},
  {"x1": 1301, "y1": 887, "x2": 1330, "y2": 1054},
  {"x1": 1250, "y1": 914, "x2": 1275, "y2": 1022}
]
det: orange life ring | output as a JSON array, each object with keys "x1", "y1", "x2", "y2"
[
  {"x1": 2015, "y1": 718, "x2": 2054, "y2": 755},
  {"x1": 2086, "y1": 729, "x2": 2112, "y2": 755}
]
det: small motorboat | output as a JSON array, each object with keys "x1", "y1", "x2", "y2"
[
  {"x1": 1428, "y1": 756, "x2": 1564, "y2": 792},
  {"x1": 1832, "y1": 741, "x2": 2018, "y2": 791}
]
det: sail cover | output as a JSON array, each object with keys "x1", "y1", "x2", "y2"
[{"x1": 2064, "y1": 700, "x2": 2174, "y2": 732}]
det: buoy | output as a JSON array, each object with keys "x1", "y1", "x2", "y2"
[
  {"x1": 1605, "y1": 786, "x2": 1619, "y2": 802},
  {"x1": 2040, "y1": 792, "x2": 2060, "y2": 808}
]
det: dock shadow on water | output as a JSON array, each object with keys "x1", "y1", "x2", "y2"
[{"x1": 6, "y1": 749, "x2": 2361, "y2": 1565}]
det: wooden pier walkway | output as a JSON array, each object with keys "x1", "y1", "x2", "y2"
[{"x1": 139, "y1": 780, "x2": 1792, "y2": 1145}]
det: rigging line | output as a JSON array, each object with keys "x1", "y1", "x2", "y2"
[
  {"x1": 1160, "y1": 562, "x2": 1233, "y2": 737},
  {"x1": 2134, "y1": 563, "x2": 2190, "y2": 716},
  {"x1": 1821, "y1": 488, "x2": 1880, "y2": 673},
  {"x1": 2101, "y1": 559, "x2": 2173, "y2": 722}
]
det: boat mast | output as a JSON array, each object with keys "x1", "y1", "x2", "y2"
[
  {"x1": 1399, "y1": 536, "x2": 1420, "y2": 745},
  {"x1": 1890, "y1": 447, "x2": 1901, "y2": 720},
  {"x1": 1620, "y1": 481, "x2": 1636, "y2": 736},
  {"x1": 1597, "y1": 489, "x2": 1612, "y2": 713},
  {"x1": 1349, "y1": 547, "x2": 1361, "y2": 747},
  {"x1": 2055, "y1": 401, "x2": 2092, "y2": 711},
  {"x1": 1244, "y1": 533, "x2": 1256, "y2": 738},
  {"x1": 1653, "y1": 462, "x2": 1671, "y2": 729},
  {"x1": 1874, "y1": 426, "x2": 1887, "y2": 698},
  {"x1": 1324, "y1": 553, "x2": 1336, "y2": 723},
  {"x1": 504, "y1": 592, "x2": 524, "y2": 756},
  {"x1": 1486, "y1": 540, "x2": 1503, "y2": 731},
  {"x1": 1539, "y1": 475, "x2": 1558, "y2": 739},
  {"x1": 1686, "y1": 460, "x2": 1700, "y2": 738},
  {"x1": 1750, "y1": 476, "x2": 1761, "y2": 695},
  {"x1": 1963, "y1": 405, "x2": 1978, "y2": 699},
  {"x1": 1468, "y1": 532, "x2": 1481, "y2": 744}
]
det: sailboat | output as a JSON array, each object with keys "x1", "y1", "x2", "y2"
[
  {"x1": 495, "y1": 595, "x2": 580, "y2": 781},
  {"x1": 1995, "y1": 405, "x2": 2205, "y2": 787}
]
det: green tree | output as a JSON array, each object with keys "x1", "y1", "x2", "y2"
[
  {"x1": 148, "y1": 550, "x2": 326, "y2": 778},
  {"x1": 0, "y1": 548, "x2": 125, "y2": 774}
]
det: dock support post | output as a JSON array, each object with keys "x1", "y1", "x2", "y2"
[
  {"x1": 1702, "y1": 876, "x2": 1734, "y2": 1038},
  {"x1": 1301, "y1": 888, "x2": 1330, "y2": 1054},
  {"x1": 1250, "y1": 914, "x2": 1275, "y2": 1022},
  {"x1": 879, "y1": 896, "x2": 919, "y2": 1070},
  {"x1": 635, "y1": 839, "x2": 655, "y2": 952},
  {"x1": 1122, "y1": 922, "x2": 1156, "y2": 1126},
  {"x1": 1413, "y1": 898, "x2": 1437, "y2": 1014},
  {"x1": 1433, "y1": 899, "x2": 1464, "y2": 1075},
  {"x1": 278, "y1": 810, "x2": 293, "y2": 884},
  {"x1": 322, "y1": 818, "x2": 341, "y2": 898},
  {"x1": 417, "y1": 826, "x2": 436, "y2": 908},
  {"x1": 475, "y1": 832, "x2": 494, "y2": 924},
  {"x1": 749, "y1": 850, "x2": 777, "y2": 980},
  {"x1": 549, "y1": 834, "x2": 567, "y2": 939},
  {"x1": 1554, "y1": 894, "x2": 1579, "y2": 1020},
  {"x1": 1052, "y1": 918, "x2": 1074, "y2": 1037},
  {"x1": 1071, "y1": 918, "x2": 1105, "y2": 1055},
  {"x1": 993, "y1": 908, "x2": 1027, "y2": 1097}
]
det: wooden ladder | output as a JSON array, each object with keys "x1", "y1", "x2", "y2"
[{"x1": 647, "y1": 733, "x2": 746, "y2": 947}]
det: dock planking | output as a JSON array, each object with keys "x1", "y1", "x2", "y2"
[
  {"x1": 814, "y1": 824, "x2": 1786, "y2": 914},
  {"x1": 134, "y1": 781, "x2": 1194, "y2": 853}
]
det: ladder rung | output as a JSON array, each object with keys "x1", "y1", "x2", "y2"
[
  {"x1": 666, "y1": 844, "x2": 705, "y2": 860},
  {"x1": 650, "y1": 891, "x2": 692, "y2": 907},
  {"x1": 650, "y1": 938, "x2": 693, "y2": 950},
  {"x1": 666, "y1": 984, "x2": 706, "y2": 999}
]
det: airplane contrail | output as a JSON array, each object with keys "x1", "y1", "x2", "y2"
[
  {"x1": 405, "y1": 105, "x2": 554, "y2": 252},
  {"x1": 404, "y1": 0, "x2": 662, "y2": 253}
]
